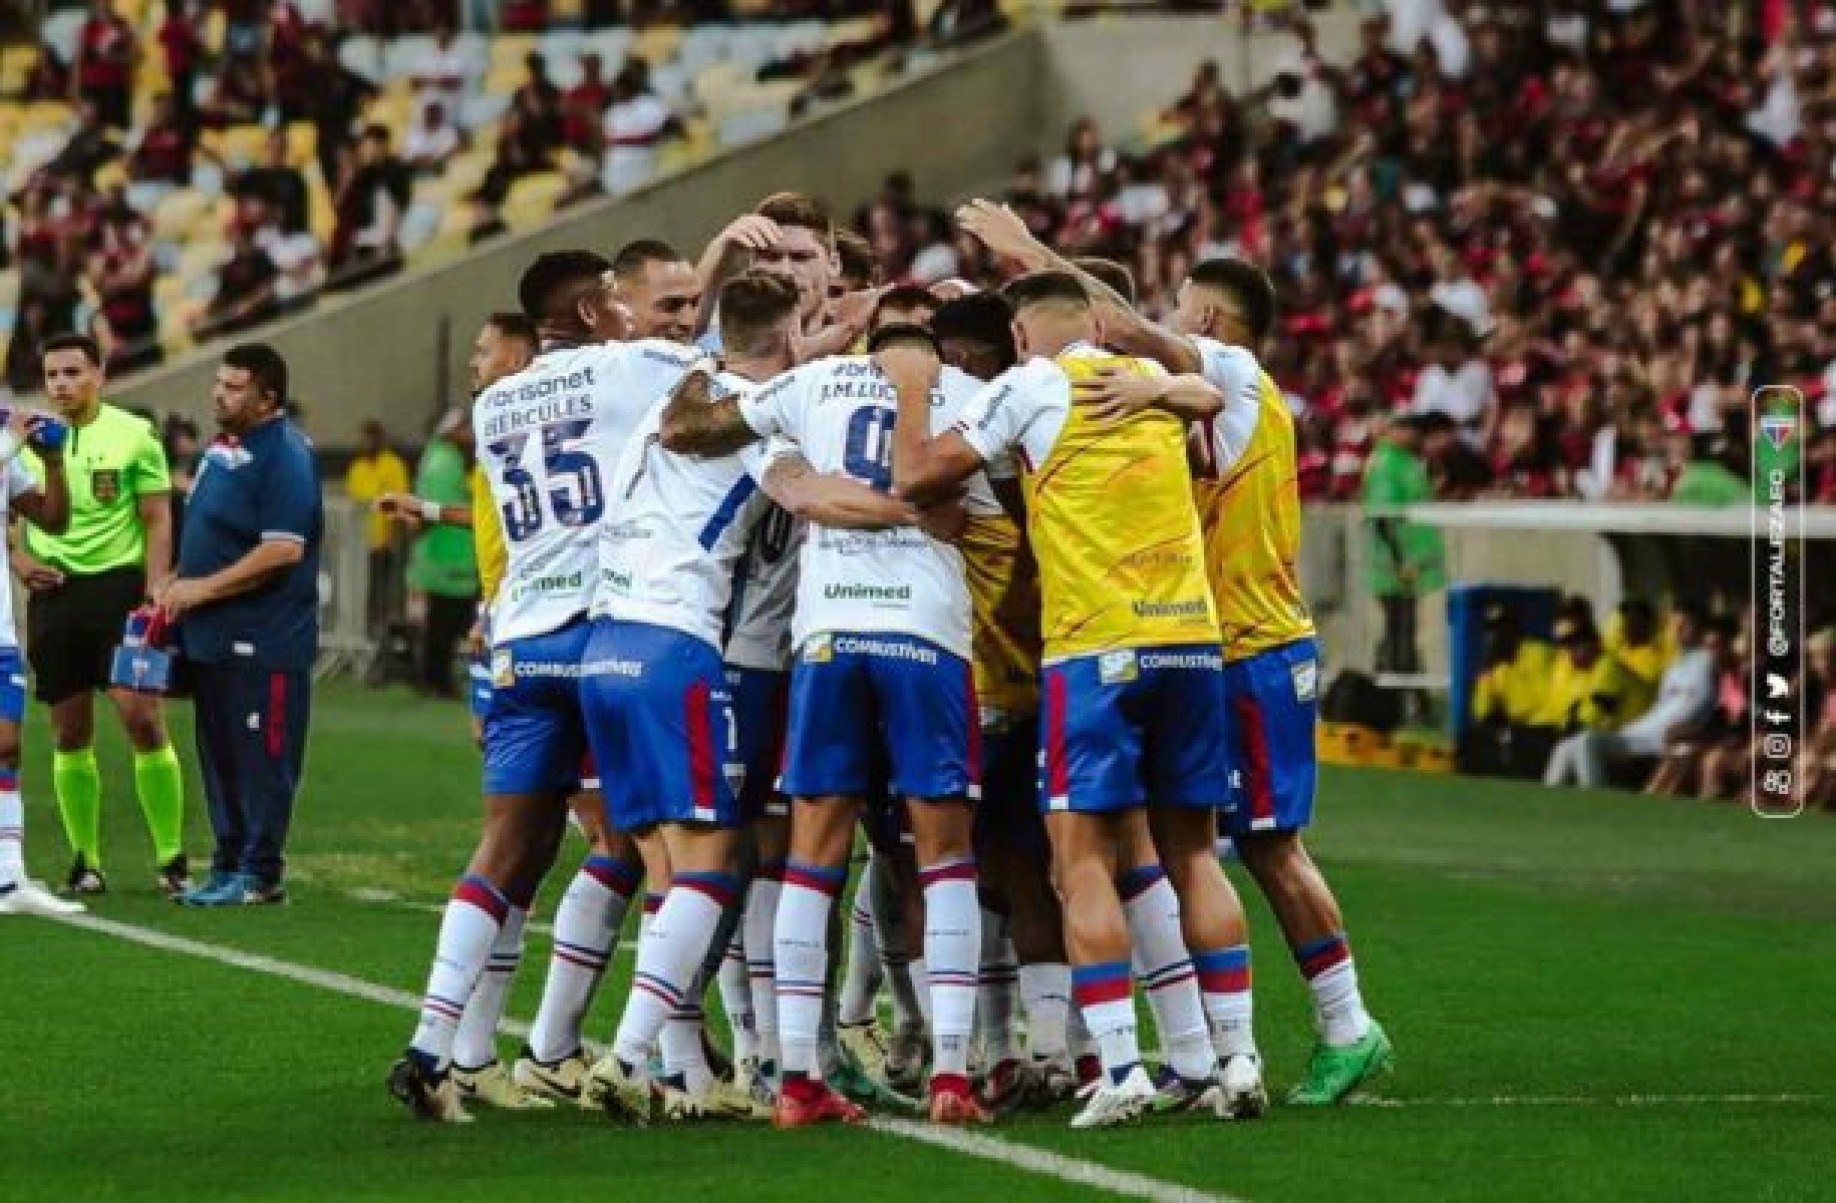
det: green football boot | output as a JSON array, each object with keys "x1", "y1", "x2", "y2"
[{"x1": 1288, "y1": 1021, "x2": 1394, "y2": 1106}]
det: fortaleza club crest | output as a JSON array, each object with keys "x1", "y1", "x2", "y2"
[
  {"x1": 1759, "y1": 412, "x2": 1797, "y2": 451},
  {"x1": 90, "y1": 468, "x2": 122, "y2": 503}
]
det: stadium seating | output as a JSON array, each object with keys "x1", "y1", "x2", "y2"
[{"x1": 0, "y1": 3, "x2": 928, "y2": 382}]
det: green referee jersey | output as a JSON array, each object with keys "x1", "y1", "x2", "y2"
[{"x1": 24, "y1": 402, "x2": 172, "y2": 575}]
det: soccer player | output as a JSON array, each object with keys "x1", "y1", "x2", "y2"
[
  {"x1": 658, "y1": 323, "x2": 994, "y2": 1128},
  {"x1": 611, "y1": 238, "x2": 701, "y2": 343},
  {"x1": 17, "y1": 334, "x2": 189, "y2": 897},
  {"x1": 583, "y1": 272, "x2": 925, "y2": 1123},
  {"x1": 1026, "y1": 239, "x2": 1394, "y2": 1105},
  {"x1": 0, "y1": 407, "x2": 82, "y2": 918},
  {"x1": 928, "y1": 292, "x2": 1078, "y2": 1108},
  {"x1": 882, "y1": 271, "x2": 1257, "y2": 1128},
  {"x1": 388, "y1": 250, "x2": 697, "y2": 1122},
  {"x1": 694, "y1": 192, "x2": 876, "y2": 360}
]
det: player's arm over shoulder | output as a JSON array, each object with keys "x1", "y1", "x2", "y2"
[
  {"x1": 754, "y1": 438, "x2": 915, "y2": 531},
  {"x1": 657, "y1": 354, "x2": 770, "y2": 457},
  {"x1": 892, "y1": 359, "x2": 1047, "y2": 506}
]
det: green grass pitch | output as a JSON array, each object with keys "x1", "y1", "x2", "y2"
[{"x1": 2, "y1": 682, "x2": 1832, "y2": 1202}]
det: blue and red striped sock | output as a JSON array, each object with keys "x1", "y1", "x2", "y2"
[
  {"x1": 1293, "y1": 931, "x2": 1371, "y2": 1046},
  {"x1": 1072, "y1": 961, "x2": 1140, "y2": 1084},
  {"x1": 1193, "y1": 944, "x2": 1255, "y2": 1059},
  {"x1": 410, "y1": 874, "x2": 509, "y2": 1068}
]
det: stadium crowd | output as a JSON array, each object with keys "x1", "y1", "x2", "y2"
[
  {"x1": 857, "y1": 0, "x2": 1836, "y2": 502},
  {"x1": 1, "y1": 0, "x2": 992, "y2": 388}
]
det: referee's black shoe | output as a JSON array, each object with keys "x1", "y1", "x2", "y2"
[{"x1": 63, "y1": 854, "x2": 106, "y2": 897}]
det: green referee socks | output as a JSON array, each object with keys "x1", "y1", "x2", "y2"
[
  {"x1": 133, "y1": 746, "x2": 186, "y2": 866},
  {"x1": 53, "y1": 747, "x2": 103, "y2": 868}
]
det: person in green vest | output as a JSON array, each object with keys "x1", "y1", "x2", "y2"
[
  {"x1": 1362, "y1": 413, "x2": 1446, "y2": 692},
  {"x1": 13, "y1": 334, "x2": 189, "y2": 897},
  {"x1": 406, "y1": 408, "x2": 478, "y2": 699}
]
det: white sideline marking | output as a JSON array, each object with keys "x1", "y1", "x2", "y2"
[
  {"x1": 47, "y1": 911, "x2": 1240, "y2": 1203},
  {"x1": 868, "y1": 1118, "x2": 1244, "y2": 1203},
  {"x1": 1353, "y1": 1093, "x2": 1825, "y2": 1109}
]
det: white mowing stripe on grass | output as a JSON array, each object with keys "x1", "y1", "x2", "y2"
[
  {"x1": 47, "y1": 911, "x2": 1240, "y2": 1203},
  {"x1": 868, "y1": 1117, "x2": 1245, "y2": 1203},
  {"x1": 343, "y1": 887, "x2": 637, "y2": 955},
  {"x1": 1353, "y1": 1093, "x2": 1825, "y2": 1109}
]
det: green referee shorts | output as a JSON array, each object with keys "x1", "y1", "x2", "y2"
[{"x1": 26, "y1": 566, "x2": 148, "y2": 705}]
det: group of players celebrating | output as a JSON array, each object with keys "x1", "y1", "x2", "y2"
[{"x1": 385, "y1": 188, "x2": 1393, "y2": 1132}]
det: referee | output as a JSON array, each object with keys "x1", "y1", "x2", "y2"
[
  {"x1": 157, "y1": 344, "x2": 321, "y2": 907},
  {"x1": 17, "y1": 334, "x2": 189, "y2": 897}
]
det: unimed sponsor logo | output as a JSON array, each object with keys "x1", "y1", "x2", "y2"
[
  {"x1": 824, "y1": 582, "x2": 913, "y2": 603},
  {"x1": 512, "y1": 570, "x2": 586, "y2": 601},
  {"x1": 1131, "y1": 598, "x2": 1210, "y2": 619}
]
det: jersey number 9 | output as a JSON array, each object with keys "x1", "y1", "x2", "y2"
[{"x1": 842, "y1": 406, "x2": 896, "y2": 493}]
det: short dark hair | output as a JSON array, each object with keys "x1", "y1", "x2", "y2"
[
  {"x1": 518, "y1": 249, "x2": 612, "y2": 322},
  {"x1": 835, "y1": 228, "x2": 876, "y2": 287},
  {"x1": 1188, "y1": 257, "x2": 1277, "y2": 342},
  {"x1": 484, "y1": 311, "x2": 539, "y2": 351},
  {"x1": 1002, "y1": 270, "x2": 1091, "y2": 314},
  {"x1": 931, "y1": 292, "x2": 1016, "y2": 370},
  {"x1": 223, "y1": 342, "x2": 289, "y2": 407},
  {"x1": 719, "y1": 271, "x2": 800, "y2": 357},
  {"x1": 755, "y1": 191, "x2": 832, "y2": 241},
  {"x1": 1072, "y1": 256, "x2": 1136, "y2": 307},
  {"x1": 41, "y1": 332, "x2": 103, "y2": 367},
  {"x1": 611, "y1": 238, "x2": 685, "y2": 282},
  {"x1": 865, "y1": 322, "x2": 940, "y2": 357},
  {"x1": 874, "y1": 284, "x2": 939, "y2": 324}
]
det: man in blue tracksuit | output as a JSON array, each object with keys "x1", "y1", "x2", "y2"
[{"x1": 156, "y1": 343, "x2": 321, "y2": 906}]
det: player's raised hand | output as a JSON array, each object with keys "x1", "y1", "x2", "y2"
[
  {"x1": 1073, "y1": 365, "x2": 1168, "y2": 423},
  {"x1": 719, "y1": 214, "x2": 784, "y2": 253},
  {"x1": 829, "y1": 286, "x2": 883, "y2": 339},
  {"x1": 956, "y1": 199, "x2": 1043, "y2": 268}
]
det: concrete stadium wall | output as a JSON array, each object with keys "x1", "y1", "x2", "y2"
[
  {"x1": 1034, "y1": 10, "x2": 1362, "y2": 150},
  {"x1": 1301, "y1": 508, "x2": 1623, "y2": 677},
  {"x1": 114, "y1": 31, "x2": 1045, "y2": 447}
]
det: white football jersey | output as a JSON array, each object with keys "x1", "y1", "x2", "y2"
[
  {"x1": 0, "y1": 458, "x2": 41, "y2": 648},
  {"x1": 473, "y1": 338, "x2": 697, "y2": 643},
  {"x1": 723, "y1": 502, "x2": 804, "y2": 672},
  {"x1": 737, "y1": 358, "x2": 993, "y2": 660},
  {"x1": 591, "y1": 370, "x2": 774, "y2": 652}
]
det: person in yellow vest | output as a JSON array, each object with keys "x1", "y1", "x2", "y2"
[
  {"x1": 882, "y1": 271, "x2": 1263, "y2": 1128},
  {"x1": 1464, "y1": 603, "x2": 1555, "y2": 777},
  {"x1": 344, "y1": 420, "x2": 410, "y2": 634},
  {"x1": 950, "y1": 202, "x2": 1394, "y2": 1107},
  {"x1": 1603, "y1": 597, "x2": 1667, "y2": 721}
]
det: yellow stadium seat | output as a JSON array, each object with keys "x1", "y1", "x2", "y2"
[
  {"x1": 633, "y1": 25, "x2": 682, "y2": 66},
  {"x1": 217, "y1": 123, "x2": 270, "y2": 167},
  {"x1": 489, "y1": 34, "x2": 537, "y2": 73},
  {"x1": 0, "y1": 47, "x2": 35, "y2": 96},
  {"x1": 22, "y1": 101, "x2": 75, "y2": 131},
  {"x1": 286, "y1": 122, "x2": 317, "y2": 170},
  {"x1": 153, "y1": 190, "x2": 211, "y2": 242}
]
